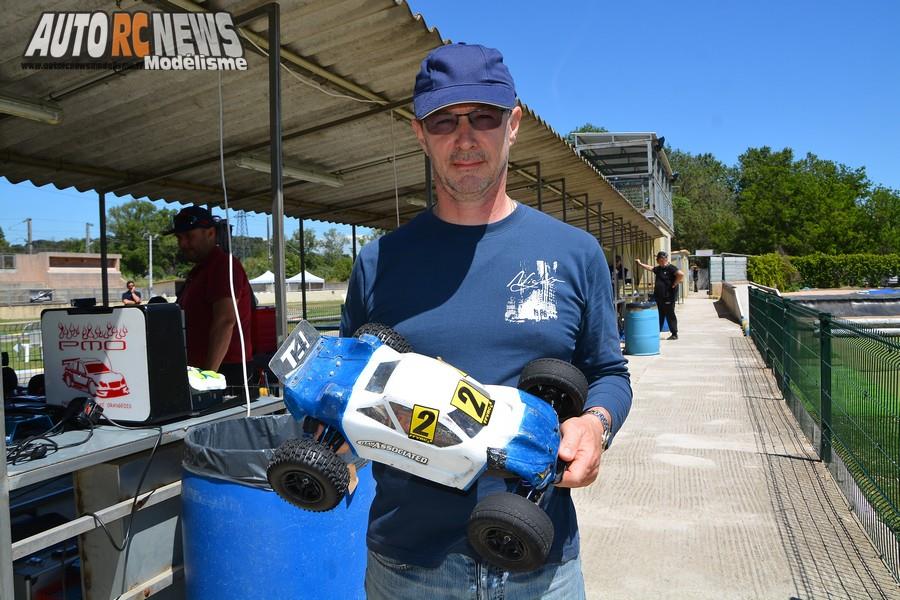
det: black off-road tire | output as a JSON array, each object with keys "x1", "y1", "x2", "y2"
[
  {"x1": 467, "y1": 492, "x2": 554, "y2": 573},
  {"x1": 353, "y1": 323, "x2": 412, "y2": 353},
  {"x1": 267, "y1": 438, "x2": 350, "y2": 512},
  {"x1": 517, "y1": 358, "x2": 588, "y2": 422}
]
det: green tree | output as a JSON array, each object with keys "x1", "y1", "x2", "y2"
[
  {"x1": 106, "y1": 200, "x2": 178, "y2": 278},
  {"x1": 861, "y1": 186, "x2": 900, "y2": 254},
  {"x1": 734, "y1": 148, "x2": 868, "y2": 255},
  {"x1": 667, "y1": 150, "x2": 739, "y2": 252},
  {"x1": 320, "y1": 228, "x2": 347, "y2": 262},
  {"x1": 564, "y1": 123, "x2": 608, "y2": 146},
  {"x1": 0, "y1": 227, "x2": 9, "y2": 252}
]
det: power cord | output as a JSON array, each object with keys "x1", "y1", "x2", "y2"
[
  {"x1": 217, "y1": 69, "x2": 252, "y2": 416},
  {"x1": 83, "y1": 415, "x2": 163, "y2": 599},
  {"x1": 6, "y1": 398, "x2": 100, "y2": 465}
]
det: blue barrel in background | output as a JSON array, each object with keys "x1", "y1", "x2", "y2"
[
  {"x1": 182, "y1": 415, "x2": 375, "y2": 600},
  {"x1": 624, "y1": 302, "x2": 660, "y2": 356}
]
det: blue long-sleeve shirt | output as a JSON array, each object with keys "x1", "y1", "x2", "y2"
[{"x1": 341, "y1": 203, "x2": 631, "y2": 567}]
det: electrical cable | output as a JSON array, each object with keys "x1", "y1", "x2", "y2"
[
  {"x1": 83, "y1": 415, "x2": 163, "y2": 599},
  {"x1": 216, "y1": 69, "x2": 252, "y2": 416},
  {"x1": 5, "y1": 411, "x2": 95, "y2": 465}
]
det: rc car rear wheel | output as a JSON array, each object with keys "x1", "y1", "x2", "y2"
[
  {"x1": 467, "y1": 492, "x2": 554, "y2": 573},
  {"x1": 267, "y1": 438, "x2": 350, "y2": 512},
  {"x1": 517, "y1": 358, "x2": 588, "y2": 422},
  {"x1": 353, "y1": 323, "x2": 412, "y2": 353}
]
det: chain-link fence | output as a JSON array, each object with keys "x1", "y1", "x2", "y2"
[{"x1": 749, "y1": 287, "x2": 900, "y2": 580}]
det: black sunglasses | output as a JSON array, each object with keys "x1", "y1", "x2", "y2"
[{"x1": 421, "y1": 107, "x2": 509, "y2": 135}]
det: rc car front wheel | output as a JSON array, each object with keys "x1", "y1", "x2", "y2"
[
  {"x1": 353, "y1": 323, "x2": 412, "y2": 353},
  {"x1": 467, "y1": 492, "x2": 554, "y2": 573},
  {"x1": 517, "y1": 358, "x2": 588, "y2": 422},
  {"x1": 267, "y1": 438, "x2": 350, "y2": 512}
]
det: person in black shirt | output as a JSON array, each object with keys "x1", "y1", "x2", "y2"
[
  {"x1": 121, "y1": 280, "x2": 142, "y2": 305},
  {"x1": 636, "y1": 251, "x2": 684, "y2": 339}
]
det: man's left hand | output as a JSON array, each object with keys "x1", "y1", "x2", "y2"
[{"x1": 555, "y1": 414, "x2": 605, "y2": 488}]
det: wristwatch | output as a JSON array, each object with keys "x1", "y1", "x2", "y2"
[{"x1": 583, "y1": 408, "x2": 611, "y2": 450}]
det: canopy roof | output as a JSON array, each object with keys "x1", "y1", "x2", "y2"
[
  {"x1": 287, "y1": 271, "x2": 324, "y2": 283},
  {"x1": 248, "y1": 269, "x2": 275, "y2": 284},
  {"x1": 0, "y1": 0, "x2": 663, "y2": 247}
]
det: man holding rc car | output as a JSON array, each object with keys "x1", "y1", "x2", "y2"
[{"x1": 341, "y1": 43, "x2": 632, "y2": 599}]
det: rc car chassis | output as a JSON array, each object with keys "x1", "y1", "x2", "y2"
[{"x1": 266, "y1": 320, "x2": 588, "y2": 572}]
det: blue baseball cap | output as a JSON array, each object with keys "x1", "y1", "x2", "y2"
[
  {"x1": 413, "y1": 43, "x2": 517, "y2": 119},
  {"x1": 165, "y1": 206, "x2": 218, "y2": 234}
]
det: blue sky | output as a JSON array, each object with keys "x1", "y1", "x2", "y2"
[{"x1": 1, "y1": 0, "x2": 897, "y2": 246}]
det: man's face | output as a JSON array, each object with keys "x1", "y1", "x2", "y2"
[
  {"x1": 176, "y1": 227, "x2": 216, "y2": 263},
  {"x1": 412, "y1": 103, "x2": 522, "y2": 203},
  {"x1": 127, "y1": 282, "x2": 135, "y2": 290},
  {"x1": 656, "y1": 256, "x2": 669, "y2": 267}
]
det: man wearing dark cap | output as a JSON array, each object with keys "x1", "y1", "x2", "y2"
[
  {"x1": 636, "y1": 251, "x2": 684, "y2": 339},
  {"x1": 341, "y1": 43, "x2": 631, "y2": 599},
  {"x1": 167, "y1": 206, "x2": 254, "y2": 392}
]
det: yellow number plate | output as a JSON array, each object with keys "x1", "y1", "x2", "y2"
[
  {"x1": 409, "y1": 404, "x2": 439, "y2": 443},
  {"x1": 451, "y1": 381, "x2": 494, "y2": 425}
]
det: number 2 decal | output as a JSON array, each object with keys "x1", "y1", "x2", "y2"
[
  {"x1": 451, "y1": 381, "x2": 494, "y2": 425},
  {"x1": 409, "y1": 405, "x2": 439, "y2": 443}
]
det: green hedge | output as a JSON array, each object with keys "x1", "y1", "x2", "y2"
[{"x1": 748, "y1": 253, "x2": 900, "y2": 290}]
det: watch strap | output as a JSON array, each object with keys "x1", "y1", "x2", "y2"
[{"x1": 583, "y1": 408, "x2": 611, "y2": 450}]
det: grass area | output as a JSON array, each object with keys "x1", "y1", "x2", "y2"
[
  {"x1": 788, "y1": 359, "x2": 900, "y2": 533},
  {"x1": 0, "y1": 336, "x2": 44, "y2": 373}
]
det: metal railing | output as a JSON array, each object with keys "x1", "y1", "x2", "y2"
[{"x1": 749, "y1": 288, "x2": 900, "y2": 580}]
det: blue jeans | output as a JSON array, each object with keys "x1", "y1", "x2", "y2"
[{"x1": 365, "y1": 550, "x2": 586, "y2": 600}]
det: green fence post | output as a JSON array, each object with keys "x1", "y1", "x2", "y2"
[
  {"x1": 781, "y1": 302, "x2": 790, "y2": 400},
  {"x1": 819, "y1": 313, "x2": 832, "y2": 463}
]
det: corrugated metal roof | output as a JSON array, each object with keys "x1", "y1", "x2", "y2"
[{"x1": 0, "y1": 0, "x2": 663, "y2": 245}]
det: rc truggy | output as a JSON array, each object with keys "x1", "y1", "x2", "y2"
[{"x1": 266, "y1": 320, "x2": 588, "y2": 572}]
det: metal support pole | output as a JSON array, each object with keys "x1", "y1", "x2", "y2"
[
  {"x1": 236, "y1": 3, "x2": 285, "y2": 338},
  {"x1": 560, "y1": 179, "x2": 567, "y2": 223},
  {"x1": 819, "y1": 313, "x2": 832, "y2": 463},
  {"x1": 425, "y1": 155, "x2": 433, "y2": 208},
  {"x1": 259, "y1": 4, "x2": 286, "y2": 341},
  {"x1": 781, "y1": 303, "x2": 791, "y2": 399},
  {"x1": 584, "y1": 196, "x2": 589, "y2": 233},
  {"x1": 351, "y1": 224, "x2": 357, "y2": 262},
  {"x1": 99, "y1": 191, "x2": 109, "y2": 306},
  {"x1": 0, "y1": 381, "x2": 13, "y2": 600},
  {"x1": 535, "y1": 162, "x2": 542, "y2": 211},
  {"x1": 299, "y1": 219, "x2": 307, "y2": 320}
]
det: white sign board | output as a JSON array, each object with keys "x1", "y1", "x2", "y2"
[{"x1": 41, "y1": 309, "x2": 151, "y2": 421}]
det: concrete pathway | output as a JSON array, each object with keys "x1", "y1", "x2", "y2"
[{"x1": 575, "y1": 296, "x2": 900, "y2": 599}]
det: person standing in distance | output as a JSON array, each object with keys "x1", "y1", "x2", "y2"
[
  {"x1": 121, "y1": 281, "x2": 142, "y2": 305},
  {"x1": 166, "y1": 206, "x2": 255, "y2": 394},
  {"x1": 341, "y1": 43, "x2": 632, "y2": 599},
  {"x1": 636, "y1": 251, "x2": 684, "y2": 340}
]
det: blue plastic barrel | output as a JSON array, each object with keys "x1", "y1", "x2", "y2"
[
  {"x1": 624, "y1": 302, "x2": 660, "y2": 355},
  {"x1": 181, "y1": 415, "x2": 375, "y2": 600}
]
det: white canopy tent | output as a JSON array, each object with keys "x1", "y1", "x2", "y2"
[
  {"x1": 248, "y1": 270, "x2": 275, "y2": 288},
  {"x1": 287, "y1": 271, "x2": 325, "y2": 291}
]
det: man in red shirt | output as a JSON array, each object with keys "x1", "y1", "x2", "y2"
[{"x1": 166, "y1": 206, "x2": 255, "y2": 394}]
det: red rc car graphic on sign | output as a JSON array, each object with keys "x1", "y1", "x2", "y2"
[{"x1": 62, "y1": 358, "x2": 130, "y2": 398}]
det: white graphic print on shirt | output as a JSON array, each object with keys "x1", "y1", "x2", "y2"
[{"x1": 504, "y1": 260, "x2": 564, "y2": 323}]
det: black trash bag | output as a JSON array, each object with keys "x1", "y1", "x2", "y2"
[{"x1": 183, "y1": 415, "x2": 309, "y2": 490}]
